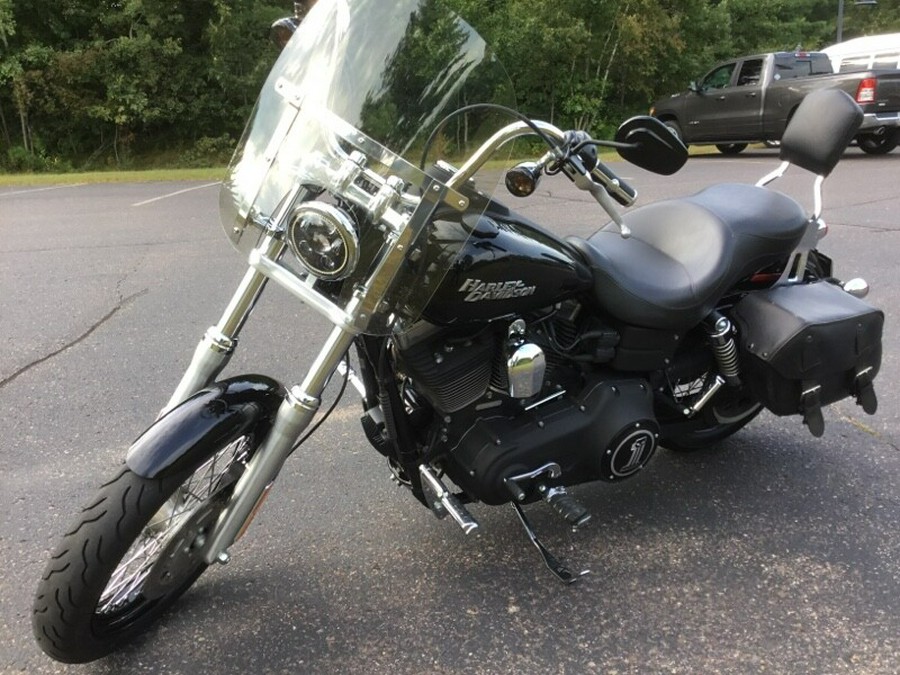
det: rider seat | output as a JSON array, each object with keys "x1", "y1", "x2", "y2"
[{"x1": 566, "y1": 183, "x2": 808, "y2": 330}]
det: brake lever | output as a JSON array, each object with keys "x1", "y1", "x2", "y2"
[
  {"x1": 592, "y1": 160, "x2": 638, "y2": 207},
  {"x1": 562, "y1": 131, "x2": 638, "y2": 208},
  {"x1": 565, "y1": 155, "x2": 632, "y2": 239}
]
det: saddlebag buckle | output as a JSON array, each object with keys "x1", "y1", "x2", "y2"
[
  {"x1": 801, "y1": 383, "x2": 825, "y2": 438},
  {"x1": 853, "y1": 367, "x2": 878, "y2": 415}
]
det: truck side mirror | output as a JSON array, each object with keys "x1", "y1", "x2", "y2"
[
  {"x1": 270, "y1": 1, "x2": 317, "y2": 50},
  {"x1": 270, "y1": 17, "x2": 300, "y2": 50},
  {"x1": 689, "y1": 81, "x2": 700, "y2": 93}
]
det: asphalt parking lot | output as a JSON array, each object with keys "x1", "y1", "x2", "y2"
[{"x1": 1, "y1": 148, "x2": 899, "y2": 673}]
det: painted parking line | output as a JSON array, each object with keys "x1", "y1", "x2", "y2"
[
  {"x1": 132, "y1": 182, "x2": 220, "y2": 207},
  {"x1": 0, "y1": 183, "x2": 88, "y2": 198}
]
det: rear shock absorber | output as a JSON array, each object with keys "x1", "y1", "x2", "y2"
[{"x1": 705, "y1": 312, "x2": 741, "y2": 387}]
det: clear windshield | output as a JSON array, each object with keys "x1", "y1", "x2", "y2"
[{"x1": 219, "y1": 0, "x2": 515, "y2": 334}]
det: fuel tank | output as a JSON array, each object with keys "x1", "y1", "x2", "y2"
[{"x1": 423, "y1": 210, "x2": 593, "y2": 325}]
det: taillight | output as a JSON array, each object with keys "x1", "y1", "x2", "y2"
[{"x1": 856, "y1": 78, "x2": 877, "y2": 103}]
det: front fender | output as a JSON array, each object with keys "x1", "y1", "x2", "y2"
[{"x1": 126, "y1": 375, "x2": 286, "y2": 479}]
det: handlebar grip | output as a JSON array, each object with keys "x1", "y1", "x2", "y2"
[{"x1": 591, "y1": 160, "x2": 637, "y2": 207}]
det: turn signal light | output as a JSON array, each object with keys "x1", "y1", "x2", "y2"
[{"x1": 504, "y1": 162, "x2": 542, "y2": 197}]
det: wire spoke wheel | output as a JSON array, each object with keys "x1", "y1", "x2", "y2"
[
  {"x1": 98, "y1": 437, "x2": 249, "y2": 618},
  {"x1": 661, "y1": 369, "x2": 761, "y2": 452},
  {"x1": 33, "y1": 433, "x2": 260, "y2": 663}
]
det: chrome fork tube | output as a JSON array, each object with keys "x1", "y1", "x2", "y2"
[
  {"x1": 202, "y1": 321, "x2": 358, "y2": 564},
  {"x1": 163, "y1": 236, "x2": 287, "y2": 414}
]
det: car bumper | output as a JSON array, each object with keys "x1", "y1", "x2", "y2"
[{"x1": 859, "y1": 111, "x2": 900, "y2": 131}]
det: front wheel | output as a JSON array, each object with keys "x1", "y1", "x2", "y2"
[
  {"x1": 715, "y1": 143, "x2": 748, "y2": 155},
  {"x1": 663, "y1": 119, "x2": 685, "y2": 145},
  {"x1": 33, "y1": 434, "x2": 258, "y2": 663}
]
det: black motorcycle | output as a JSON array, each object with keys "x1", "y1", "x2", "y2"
[{"x1": 33, "y1": 0, "x2": 882, "y2": 663}]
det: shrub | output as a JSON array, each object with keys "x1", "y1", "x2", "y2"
[
  {"x1": 2, "y1": 146, "x2": 74, "y2": 173},
  {"x1": 180, "y1": 135, "x2": 236, "y2": 168}
]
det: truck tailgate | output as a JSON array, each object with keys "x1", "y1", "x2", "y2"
[{"x1": 863, "y1": 70, "x2": 900, "y2": 116}]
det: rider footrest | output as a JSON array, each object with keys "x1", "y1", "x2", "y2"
[
  {"x1": 360, "y1": 411, "x2": 389, "y2": 456},
  {"x1": 544, "y1": 487, "x2": 591, "y2": 528},
  {"x1": 419, "y1": 465, "x2": 479, "y2": 535}
]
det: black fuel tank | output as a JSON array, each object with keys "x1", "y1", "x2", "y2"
[{"x1": 423, "y1": 212, "x2": 592, "y2": 325}]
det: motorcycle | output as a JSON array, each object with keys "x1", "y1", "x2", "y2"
[{"x1": 33, "y1": 0, "x2": 883, "y2": 664}]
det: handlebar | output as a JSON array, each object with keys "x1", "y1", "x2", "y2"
[
  {"x1": 445, "y1": 119, "x2": 637, "y2": 237},
  {"x1": 446, "y1": 120, "x2": 637, "y2": 207},
  {"x1": 589, "y1": 159, "x2": 637, "y2": 207}
]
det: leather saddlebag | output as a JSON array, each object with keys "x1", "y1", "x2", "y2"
[{"x1": 731, "y1": 281, "x2": 882, "y2": 436}]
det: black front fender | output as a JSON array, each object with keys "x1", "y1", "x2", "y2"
[{"x1": 126, "y1": 375, "x2": 286, "y2": 479}]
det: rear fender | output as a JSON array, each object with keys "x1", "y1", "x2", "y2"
[{"x1": 126, "y1": 375, "x2": 286, "y2": 479}]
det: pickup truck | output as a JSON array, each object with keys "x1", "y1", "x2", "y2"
[{"x1": 650, "y1": 51, "x2": 900, "y2": 155}]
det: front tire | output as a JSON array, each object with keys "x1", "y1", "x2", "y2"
[
  {"x1": 715, "y1": 143, "x2": 748, "y2": 155},
  {"x1": 663, "y1": 119, "x2": 685, "y2": 145},
  {"x1": 33, "y1": 434, "x2": 258, "y2": 663}
]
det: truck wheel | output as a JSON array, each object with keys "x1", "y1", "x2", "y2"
[
  {"x1": 715, "y1": 143, "x2": 748, "y2": 155},
  {"x1": 858, "y1": 130, "x2": 898, "y2": 155},
  {"x1": 663, "y1": 120, "x2": 685, "y2": 144}
]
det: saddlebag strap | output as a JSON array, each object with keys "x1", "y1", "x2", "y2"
[
  {"x1": 800, "y1": 381, "x2": 825, "y2": 438},
  {"x1": 853, "y1": 367, "x2": 878, "y2": 415}
]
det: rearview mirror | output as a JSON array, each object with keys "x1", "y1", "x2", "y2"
[{"x1": 614, "y1": 116, "x2": 688, "y2": 175}]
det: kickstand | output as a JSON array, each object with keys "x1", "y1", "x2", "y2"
[{"x1": 511, "y1": 502, "x2": 589, "y2": 584}]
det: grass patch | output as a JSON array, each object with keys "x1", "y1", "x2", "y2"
[
  {"x1": 1, "y1": 142, "x2": 718, "y2": 189},
  {"x1": 0, "y1": 166, "x2": 227, "y2": 187}
]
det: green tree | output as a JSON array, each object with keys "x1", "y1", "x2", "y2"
[{"x1": 2, "y1": 0, "x2": 900, "y2": 171}]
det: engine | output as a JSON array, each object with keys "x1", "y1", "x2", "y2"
[{"x1": 393, "y1": 303, "x2": 660, "y2": 505}]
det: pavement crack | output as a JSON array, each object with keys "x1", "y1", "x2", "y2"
[{"x1": 0, "y1": 289, "x2": 148, "y2": 391}]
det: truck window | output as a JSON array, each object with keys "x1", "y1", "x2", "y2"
[
  {"x1": 839, "y1": 56, "x2": 871, "y2": 72},
  {"x1": 774, "y1": 53, "x2": 832, "y2": 79},
  {"x1": 737, "y1": 59, "x2": 763, "y2": 86},
  {"x1": 873, "y1": 53, "x2": 900, "y2": 69},
  {"x1": 702, "y1": 63, "x2": 736, "y2": 90}
]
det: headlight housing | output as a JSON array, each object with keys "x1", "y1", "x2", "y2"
[{"x1": 287, "y1": 202, "x2": 359, "y2": 280}]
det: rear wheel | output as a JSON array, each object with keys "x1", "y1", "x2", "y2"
[
  {"x1": 858, "y1": 130, "x2": 898, "y2": 155},
  {"x1": 33, "y1": 434, "x2": 258, "y2": 663},
  {"x1": 663, "y1": 252, "x2": 830, "y2": 452},
  {"x1": 661, "y1": 371, "x2": 762, "y2": 452},
  {"x1": 715, "y1": 143, "x2": 748, "y2": 155}
]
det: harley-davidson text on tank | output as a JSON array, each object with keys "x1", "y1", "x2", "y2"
[{"x1": 459, "y1": 278, "x2": 537, "y2": 302}]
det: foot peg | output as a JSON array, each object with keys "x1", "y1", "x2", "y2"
[
  {"x1": 542, "y1": 487, "x2": 591, "y2": 528},
  {"x1": 511, "y1": 502, "x2": 589, "y2": 584},
  {"x1": 419, "y1": 464, "x2": 479, "y2": 535}
]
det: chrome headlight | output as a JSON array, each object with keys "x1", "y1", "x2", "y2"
[{"x1": 287, "y1": 202, "x2": 359, "y2": 280}]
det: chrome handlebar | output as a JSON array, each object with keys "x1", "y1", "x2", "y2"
[{"x1": 446, "y1": 120, "x2": 637, "y2": 209}]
